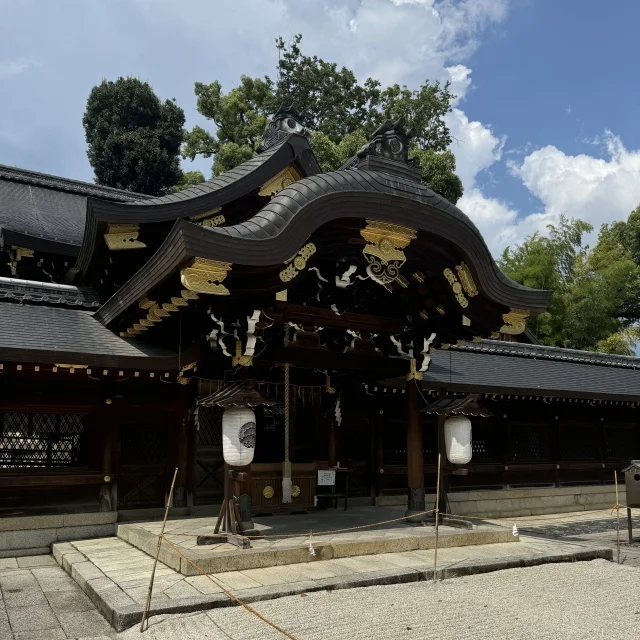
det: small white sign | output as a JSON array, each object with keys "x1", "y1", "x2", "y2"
[{"x1": 317, "y1": 470, "x2": 336, "y2": 486}]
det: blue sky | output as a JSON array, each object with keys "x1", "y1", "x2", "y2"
[{"x1": 2, "y1": 0, "x2": 640, "y2": 255}]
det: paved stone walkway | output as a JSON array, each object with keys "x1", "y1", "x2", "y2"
[
  {"x1": 0, "y1": 555, "x2": 115, "y2": 639},
  {"x1": 490, "y1": 508, "x2": 640, "y2": 567},
  {"x1": 115, "y1": 560, "x2": 640, "y2": 639}
]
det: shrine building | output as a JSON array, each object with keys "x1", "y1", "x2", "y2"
[{"x1": 0, "y1": 109, "x2": 638, "y2": 553}]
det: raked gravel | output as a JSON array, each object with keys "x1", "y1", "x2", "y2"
[{"x1": 118, "y1": 559, "x2": 640, "y2": 640}]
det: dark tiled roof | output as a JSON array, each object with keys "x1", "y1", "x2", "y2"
[
  {"x1": 0, "y1": 164, "x2": 149, "y2": 202},
  {"x1": 451, "y1": 340, "x2": 640, "y2": 369},
  {"x1": 0, "y1": 277, "x2": 102, "y2": 308},
  {"x1": 421, "y1": 340, "x2": 640, "y2": 400},
  {"x1": 0, "y1": 163, "x2": 148, "y2": 253},
  {"x1": 133, "y1": 143, "x2": 286, "y2": 207},
  {"x1": 0, "y1": 302, "x2": 179, "y2": 368},
  {"x1": 198, "y1": 381, "x2": 279, "y2": 407},
  {"x1": 422, "y1": 394, "x2": 493, "y2": 417}
]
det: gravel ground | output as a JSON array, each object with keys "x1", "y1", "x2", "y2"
[{"x1": 120, "y1": 559, "x2": 640, "y2": 640}]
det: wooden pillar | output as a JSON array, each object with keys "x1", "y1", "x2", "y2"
[
  {"x1": 328, "y1": 421, "x2": 337, "y2": 467},
  {"x1": 375, "y1": 409, "x2": 385, "y2": 500},
  {"x1": 235, "y1": 465, "x2": 253, "y2": 527},
  {"x1": 436, "y1": 414, "x2": 450, "y2": 514},
  {"x1": 174, "y1": 410, "x2": 190, "y2": 508},
  {"x1": 187, "y1": 410, "x2": 197, "y2": 507},
  {"x1": 99, "y1": 412, "x2": 117, "y2": 512},
  {"x1": 405, "y1": 380, "x2": 425, "y2": 519}
]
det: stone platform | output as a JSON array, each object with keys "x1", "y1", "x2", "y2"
[
  {"x1": 116, "y1": 506, "x2": 516, "y2": 576},
  {"x1": 50, "y1": 535, "x2": 612, "y2": 632}
]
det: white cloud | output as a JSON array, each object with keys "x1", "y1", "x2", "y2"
[
  {"x1": 446, "y1": 106, "x2": 505, "y2": 189},
  {"x1": 0, "y1": 57, "x2": 36, "y2": 78},
  {"x1": 459, "y1": 131, "x2": 640, "y2": 257},
  {"x1": 511, "y1": 132, "x2": 640, "y2": 245}
]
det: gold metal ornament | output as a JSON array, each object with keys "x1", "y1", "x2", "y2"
[
  {"x1": 104, "y1": 224, "x2": 146, "y2": 250},
  {"x1": 191, "y1": 207, "x2": 225, "y2": 227},
  {"x1": 279, "y1": 243, "x2": 316, "y2": 282},
  {"x1": 139, "y1": 298, "x2": 157, "y2": 309},
  {"x1": 360, "y1": 220, "x2": 416, "y2": 286},
  {"x1": 275, "y1": 290, "x2": 288, "y2": 301},
  {"x1": 406, "y1": 358, "x2": 423, "y2": 381},
  {"x1": 291, "y1": 485, "x2": 301, "y2": 498},
  {"x1": 258, "y1": 166, "x2": 302, "y2": 198},
  {"x1": 455, "y1": 262, "x2": 478, "y2": 297},
  {"x1": 190, "y1": 206, "x2": 222, "y2": 222},
  {"x1": 443, "y1": 268, "x2": 469, "y2": 308},
  {"x1": 500, "y1": 308, "x2": 529, "y2": 335},
  {"x1": 180, "y1": 258, "x2": 231, "y2": 296},
  {"x1": 177, "y1": 361, "x2": 197, "y2": 385},
  {"x1": 200, "y1": 215, "x2": 225, "y2": 228},
  {"x1": 231, "y1": 341, "x2": 253, "y2": 368},
  {"x1": 262, "y1": 485, "x2": 275, "y2": 499}
]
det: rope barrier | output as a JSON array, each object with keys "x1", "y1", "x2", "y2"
[
  {"x1": 167, "y1": 508, "x2": 437, "y2": 539},
  {"x1": 161, "y1": 536, "x2": 300, "y2": 640}
]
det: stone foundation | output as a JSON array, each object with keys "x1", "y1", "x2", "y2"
[
  {"x1": 376, "y1": 485, "x2": 627, "y2": 518},
  {"x1": 0, "y1": 512, "x2": 117, "y2": 557}
]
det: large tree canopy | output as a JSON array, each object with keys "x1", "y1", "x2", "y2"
[
  {"x1": 83, "y1": 77, "x2": 185, "y2": 196},
  {"x1": 499, "y1": 213, "x2": 640, "y2": 355},
  {"x1": 183, "y1": 35, "x2": 463, "y2": 203}
]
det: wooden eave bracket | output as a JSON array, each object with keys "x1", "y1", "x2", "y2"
[{"x1": 104, "y1": 224, "x2": 146, "y2": 251}]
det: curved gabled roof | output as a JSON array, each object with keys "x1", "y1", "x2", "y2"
[
  {"x1": 73, "y1": 133, "x2": 319, "y2": 282},
  {"x1": 0, "y1": 163, "x2": 147, "y2": 255},
  {"x1": 198, "y1": 169, "x2": 550, "y2": 312},
  {"x1": 95, "y1": 168, "x2": 550, "y2": 326}
]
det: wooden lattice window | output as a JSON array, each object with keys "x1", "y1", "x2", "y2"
[
  {"x1": 196, "y1": 406, "x2": 222, "y2": 447},
  {"x1": 559, "y1": 424, "x2": 596, "y2": 460},
  {"x1": 604, "y1": 425, "x2": 637, "y2": 459},
  {"x1": 120, "y1": 425, "x2": 167, "y2": 466},
  {"x1": 471, "y1": 422, "x2": 497, "y2": 462},
  {"x1": 508, "y1": 423, "x2": 550, "y2": 461},
  {"x1": 0, "y1": 412, "x2": 86, "y2": 468}
]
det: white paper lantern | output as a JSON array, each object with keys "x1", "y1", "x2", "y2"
[
  {"x1": 222, "y1": 405, "x2": 257, "y2": 466},
  {"x1": 444, "y1": 415, "x2": 472, "y2": 465}
]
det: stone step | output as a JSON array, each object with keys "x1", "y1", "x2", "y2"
[
  {"x1": 52, "y1": 535, "x2": 613, "y2": 633},
  {"x1": 116, "y1": 516, "x2": 517, "y2": 576}
]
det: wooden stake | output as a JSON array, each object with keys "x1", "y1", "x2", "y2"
[
  {"x1": 614, "y1": 470, "x2": 621, "y2": 565},
  {"x1": 141, "y1": 467, "x2": 178, "y2": 632},
  {"x1": 433, "y1": 452, "x2": 441, "y2": 584}
]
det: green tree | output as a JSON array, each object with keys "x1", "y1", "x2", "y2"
[
  {"x1": 83, "y1": 77, "x2": 185, "y2": 196},
  {"x1": 169, "y1": 170, "x2": 206, "y2": 194},
  {"x1": 183, "y1": 35, "x2": 463, "y2": 202},
  {"x1": 500, "y1": 214, "x2": 640, "y2": 354}
]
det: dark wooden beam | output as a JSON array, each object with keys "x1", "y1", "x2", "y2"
[
  {"x1": 267, "y1": 303, "x2": 405, "y2": 333},
  {"x1": 259, "y1": 345, "x2": 410, "y2": 375}
]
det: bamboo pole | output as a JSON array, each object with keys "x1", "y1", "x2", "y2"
[
  {"x1": 140, "y1": 467, "x2": 179, "y2": 632},
  {"x1": 433, "y1": 452, "x2": 441, "y2": 584},
  {"x1": 614, "y1": 470, "x2": 621, "y2": 565}
]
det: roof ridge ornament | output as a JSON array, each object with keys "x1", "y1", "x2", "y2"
[
  {"x1": 355, "y1": 118, "x2": 422, "y2": 182},
  {"x1": 257, "y1": 104, "x2": 313, "y2": 153}
]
